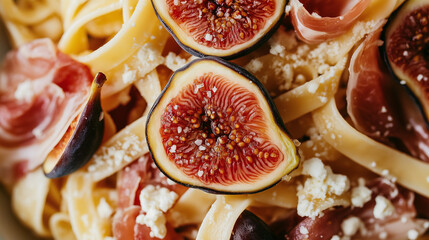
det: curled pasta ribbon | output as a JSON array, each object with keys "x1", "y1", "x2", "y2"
[
  {"x1": 49, "y1": 213, "x2": 77, "y2": 240},
  {"x1": 0, "y1": 0, "x2": 58, "y2": 25},
  {"x1": 196, "y1": 195, "x2": 252, "y2": 240},
  {"x1": 312, "y1": 98, "x2": 429, "y2": 198},
  {"x1": 275, "y1": 57, "x2": 347, "y2": 123},
  {"x1": 11, "y1": 168, "x2": 51, "y2": 237},
  {"x1": 64, "y1": 173, "x2": 107, "y2": 239},
  {"x1": 167, "y1": 188, "x2": 216, "y2": 228},
  {"x1": 60, "y1": 0, "x2": 167, "y2": 72},
  {"x1": 58, "y1": 0, "x2": 122, "y2": 55}
]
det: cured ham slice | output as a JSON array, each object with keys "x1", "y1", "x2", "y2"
[
  {"x1": 347, "y1": 26, "x2": 429, "y2": 162},
  {"x1": 290, "y1": 0, "x2": 371, "y2": 44},
  {"x1": 113, "y1": 154, "x2": 186, "y2": 240},
  {"x1": 0, "y1": 38, "x2": 93, "y2": 185},
  {"x1": 282, "y1": 178, "x2": 428, "y2": 240}
]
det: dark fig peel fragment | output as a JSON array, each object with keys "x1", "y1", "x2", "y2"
[
  {"x1": 43, "y1": 73, "x2": 107, "y2": 178},
  {"x1": 383, "y1": 0, "x2": 429, "y2": 125},
  {"x1": 230, "y1": 210, "x2": 276, "y2": 240},
  {"x1": 151, "y1": 0, "x2": 287, "y2": 59},
  {"x1": 146, "y1": 57, "x2": 299, "y2": 194}
]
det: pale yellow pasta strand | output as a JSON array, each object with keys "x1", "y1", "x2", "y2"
[
  {"x1": 0, "y1": 0, "x2": 57, "y2": 25},
  {"x1": 134, "y1": 70, "x2": 162, "y2": 116},
  {"x1": 250, "y1": 180, "x2": 297, "y2": 209},
  {"x1": 167, "y1": 188, "x2": 216, "y2": 228},
  {"x1": 275, "y1": 57, "x2": 347, "y2": 123},
  {"x1": 60, "y1": 0, "x2": 88, "y2": 28},
  {"x1": 58, "y1": 0, "x2": 122, "y2": 55},
  {"x1": 64, "y1": 173, "x2": 104, "y2": 240},
  {"x1": 84, "y1": 115, "x2": 149, "y2": 182},
  {"x1": 49, "y1": 213, "x2": 77, "y2": 240},
  {"x1": 2, "y1": 20, "x2": 36, "y2": 47},
  {"x1": 11, "y1": 168, "x2": 51, "y2": 237},
  {"x1": 312, "y1": 99, "x2": 429, "y2": 198},
  {"x1": 75, "y1": 0, "x2": 166, "y2": 72},
  {"x1": 122, "y1": 0, "x2": 139, "y2": 23},
  {"x1": 196, "y1": 196, "x2": 252, "y2": 240},
  {"x1": 360, "y1": 0, "x2": 405, "y2": 22}
]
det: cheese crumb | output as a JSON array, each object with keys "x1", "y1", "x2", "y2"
[
  {"x1": 379, "y1": 232, "x2": 388, "y2": 239},
  {"x1": 299, "y1": 226, "x2": 309, "y2": 235},
  {"x1": 97, "y1": 198, "x2": 113, "y2": 219},
  {"x1": 373, "y1": 196, "x2": 394, "y2": 219},
  {"x1": 297, "y1": 158, "x2": 350, "y2": 218},
  {"x1": 351, "y1": 179, "x2": 372, "y2": 208},
  {"x1": 165, "y1": 52, "x2": 187, "y2": 71},
  {"x1": 245, "y1": 59, "x2": 263, "y2": 72},
  {"x1": 407, "y1": 229, "x2": 419, "y2": 240},
  {"x1": 14, "y1": 81, "x2": 36, "y2": 102},
  {"x1": 136, "y1": 185, "x2": 178, "y2": 239},
  {"x1": 341, "y1": 216, "x2": 362, "y2": 236}
]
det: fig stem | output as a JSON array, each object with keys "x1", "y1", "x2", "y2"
[{"x1": 94, "y1": 72, "x2": 107, "y2": 88}]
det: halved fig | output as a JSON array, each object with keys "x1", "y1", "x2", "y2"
[
  {"x1": 383, "y1": 0, "x2": 429, "y2": 125},
  {"x1": 231, "y1": 210, "x2": 276, "y2": 240},
  {"x1": 151, "y1": 0, "x2": 286, "y2": 59},
  {"x1": 43, "y1": 73, "x2": 107, "y2": 178},
  {"x1": 146, "y1": 57, "x2": 299, "y2": 194}
]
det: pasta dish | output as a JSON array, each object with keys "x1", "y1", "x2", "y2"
[{"x1": 0, "y1": 0, "x2": 429, "y2": 239}]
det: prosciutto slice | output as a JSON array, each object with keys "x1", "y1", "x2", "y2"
[
  {"x1": 282, "y1": 179, "x2": 428, "y2": 240},
  {"x1": 347, "y1": 26, "x2": 429, "y2": 162},
  {"x1": 113, "y1": 154, "x2": 187, "y2": 240},
  {"x1": 290, "y1": 0, "x2": 371, "y2": 44},
  {"x1": 0, "y1": 39, "x2": 92, "y2": 185}
]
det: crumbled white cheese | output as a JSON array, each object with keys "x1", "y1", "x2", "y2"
[
  {"x1": 330, "y1": 236, "x2": 340, "y2": 240},
  {"x1": 299, "y1": 226, "x2": 309, "y2": 235},
  {"x1": 341, "y1": 216, "x2": 362, "y2": 236},
  {"x1": 351, "y1": 179, "x2": 372, "y2": 208},
  {"x1": 136, "y1": 185, "x2": 178, "y2": 239},
  {"x1": 165, "y1": 52, "x2": 187, "y2": 71},
  {"x1": 245, "y1": 59, "x2": 263, "y2": 72},
  {"x1": 297, "y1": 158, "x2": 350, "y2": 218},
  {"x1": 88, "y1": 134, "x2": 143, "y2": 178},
  {"x1": 307, "y1": 81, "x2": 319, "y2": 93},
  {"x1": 379, "y1": 232, "x2": 388, "y2": 239},
  {"x1": 122, "y1": 64, "x2": 137, "y2": 84},
  {"x1": 407, "y1": 229, "x2": 419, "y2": 240},
  {"x1": 14, "y1": 81, "x2": 36, "y2": 102},
  {"x1": 97, "y1": 198, "x2": 113, "y2": 219},
  {"x1": 373, "y1": 196, "x2": 394, "y2": 219}
]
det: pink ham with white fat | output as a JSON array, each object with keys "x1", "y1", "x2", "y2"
[
  {"x1": 347, "y1": 25, "x2": 429, "y2": 163},
  {"x1": 0, "y1": 39, "x2": 93, "y2": 186},
  {"x1": 290, "y1": 0, "x2": 371, "y2": 44}
]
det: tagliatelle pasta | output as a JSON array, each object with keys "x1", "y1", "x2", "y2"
[{"x1": 1, "y1": 0, "x2": 429, "y2": 239}]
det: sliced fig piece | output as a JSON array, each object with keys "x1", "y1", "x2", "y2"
[
  {"x1": 230, "y1": 210, "x2": 276, "y2": 240},
  {"x1": 383, "y1": 0, "x2": 429, "y2": 125},
  {"x1": 151, "y1": 0, "x2": 286, "y2": 59},
  {"x1": 43, "y1": 73, "x2": 107, "y2": 178},
  {"x1": 146, "y1": 57, "x2": 299, "y2": 194}
]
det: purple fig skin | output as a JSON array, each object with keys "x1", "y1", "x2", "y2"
[
  {"x1": 381, "y1": 0, "x2": 429, "y2": 128},
  {"x1": 151, "y1": 0, "x2": 287, "y2": 60},
  {"x1": 230, "y1": 210, "x2": 277, "y2": 240},
  {"x1": 145, "y1": 57, "x2": 299, "y2": 195},
  {"x1": 44, "y1": 72, "x2": 106, "y2": 178}
]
